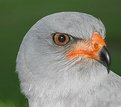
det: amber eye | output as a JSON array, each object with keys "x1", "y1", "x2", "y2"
[{"x1": 53, "y1": 33, "x2": 70, "y2": 46}]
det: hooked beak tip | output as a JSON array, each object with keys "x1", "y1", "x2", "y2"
[{"x1": 99, "y1": 46, "x2": 111, "y2": 73}]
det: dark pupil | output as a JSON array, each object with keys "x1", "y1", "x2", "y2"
[{"x1": 58, "y1": 35, "x2": 66, "y2": 42}]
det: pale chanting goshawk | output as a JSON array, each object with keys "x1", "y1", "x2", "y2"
[{"x1": 16, "y1": 12, "x2": 121, "y2": 107}]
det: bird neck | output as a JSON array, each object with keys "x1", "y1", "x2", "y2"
[{"x1": 28, "y1": 62, "x2": 108, "y2": 107}]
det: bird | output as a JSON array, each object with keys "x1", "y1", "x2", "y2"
[{"x1": 16, "y1": 12, "x2": 121, "y2": 107}]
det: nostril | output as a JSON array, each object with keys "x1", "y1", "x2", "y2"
[{"x1": 94, "y1": 43, "x2": 99, "y2": 49}]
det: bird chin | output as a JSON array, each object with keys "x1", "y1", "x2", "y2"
[
  {"x1": 70, "y1": 56, "x2": 95, "y2": 65},
  {"x1": 72, "y1": 55, "x2": 110, "y2": 73}
]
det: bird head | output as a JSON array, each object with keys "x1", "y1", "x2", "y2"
[{"x1": 16, "y1": 12, "x2": 111, "y2": 97}]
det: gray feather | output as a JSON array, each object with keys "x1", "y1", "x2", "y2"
[{"x1": 16, "y1": 12, "x2": 121, "y2": 107}]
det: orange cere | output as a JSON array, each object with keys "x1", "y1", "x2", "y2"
[{"x1": 67, "y1": 32, "x2": 106, "y2": 59}]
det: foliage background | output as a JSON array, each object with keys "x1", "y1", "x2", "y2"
[{"x1": 0, "y1": 0, "x2": 121, "y2": 107}]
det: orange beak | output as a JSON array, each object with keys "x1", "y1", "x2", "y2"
[{"x1": 67, "y1": 32, "x2": 111, "y2": 67}]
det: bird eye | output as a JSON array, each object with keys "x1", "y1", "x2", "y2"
[{"x1": 53, "y1": 33, "x2": 70, "y2": 46}]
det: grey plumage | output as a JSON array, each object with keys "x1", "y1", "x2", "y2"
[{"x1": 16, "y1": 12, "x2": 121, "y2": 107}]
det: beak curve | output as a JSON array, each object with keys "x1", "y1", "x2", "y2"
[{"x1": 99, "y1": 46, "x2": 111, "y2": 73}]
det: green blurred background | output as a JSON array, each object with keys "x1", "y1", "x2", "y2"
[{"x1": 0, "y1": 0, "x2": 121, "y2": 107}]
